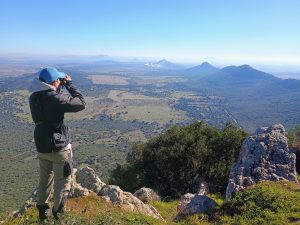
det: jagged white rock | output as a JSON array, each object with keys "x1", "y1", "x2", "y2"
[
  {"x1": 14, "y1": 167, "x2": 103, "y2": 217},
  {"x1": 69, "y1": 168, "x2": 91, "y2": 198},
  {"x1": 73, "y1": 166, "x2": 105, "y2": 195},
  {"x1": 226, "y1": 124, "x2": 298, "y2": 201},
  {"x1": 100, "y1": 185, "x2": 164, "y2": 220},
  {"x1": 14, "y1": 166, "x2": 164, "y2": 221}
]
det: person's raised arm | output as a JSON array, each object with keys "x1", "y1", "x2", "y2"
[{"x1": 56, "y1": 75, "x2": 86, "y2": 112}]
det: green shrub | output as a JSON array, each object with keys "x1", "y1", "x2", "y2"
[
  {"x1": 219, "y1": 181, "x2": 300, "y2": 225},
  {"x1": 110, "y1": 121, "x2": 248, "y2": 197},
  {"x1": 288, "y1": 125, "x2": 300, "y2": 174},
  {"x1": 109, "y1": 163, "x2": 141, "y2": 193},
  {"x1": 288, "y1": 124, "x2": 300, "y2": 148}
]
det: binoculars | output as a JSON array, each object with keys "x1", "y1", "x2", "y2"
[{"x1": 59, "y1": 78, "x2": 69, "y2": 86}]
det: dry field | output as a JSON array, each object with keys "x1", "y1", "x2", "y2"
[
  {"x1": 106, "y1": 90, "x2": 188, "y2": 125},
  {"x1": 88, "y1": 75, "x2": 129, "y2": 85},
  {"x1": 13, "y1": 88, "x2": 189, "y2": 126},
  {"x1": 134, "y1": 76, "x2": 187, "y2": 86}
]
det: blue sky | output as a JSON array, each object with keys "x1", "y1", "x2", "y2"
[{"x1": 1, "y1": 0, "x2": 300, "y2": 64}]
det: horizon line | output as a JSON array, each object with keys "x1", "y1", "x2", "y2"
[{"x1": 0, "y1": 52, "x2": 300, "y2": 68}]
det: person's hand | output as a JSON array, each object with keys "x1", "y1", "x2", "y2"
[{"x1": 65, "y1": 74, "x2": 72, "y2": 81}]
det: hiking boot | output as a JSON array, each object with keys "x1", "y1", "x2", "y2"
[
  {"x1": 37, "y1": 204, "x2": 51, "y2": 223},
  {"x1": 52, "y1": 198, "x2": 66, "y2": 220}
]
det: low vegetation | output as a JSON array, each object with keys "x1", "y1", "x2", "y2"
[
  {"x1": 4, "y1": 196, "x2": 161, "y2": 225},
  {"x1": 2, "y1": 65, "x2": 300, "y2": 221},
  {"x1": 109, "y1": 121, "x2": 248, "y2": 197},
  {"x1": 218, "y1": 181, "x2": 300, "y2": 224},
  {"x1": 288, "y1": 125, "x2": 300, "y2": 173},
  {"x1": 3, "y1": 181, "x2": 300, "y2": 224}
]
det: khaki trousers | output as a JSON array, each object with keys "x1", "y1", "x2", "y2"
[{"x1": 37, "y1": 145, "x2": 72, "y2": 211}]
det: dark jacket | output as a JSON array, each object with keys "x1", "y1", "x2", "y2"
[{"x1": 29, "y1": 78, "x2": 85, "y2": 153}]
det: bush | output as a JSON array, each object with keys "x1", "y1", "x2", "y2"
[
  {"x1": 110, "y1": 121, "x2": 248, "y2": 197},
  {"x1": 288, "y1": 125, "x2": 300, "y2": 173},
  {"x1": 109, "y1": 163, "x2": 141, "y2": 193},
  {"x1": 219, "y1": 181, "x2": 300, "y2": 225}
]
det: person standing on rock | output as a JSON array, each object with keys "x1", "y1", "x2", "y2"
[{"x1": 29, "y1": 67, "x2": 85, "y2": 222}]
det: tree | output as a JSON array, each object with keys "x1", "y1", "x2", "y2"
[{"x1": 110, "y1": 121, "x2": 248, "y2": 198}]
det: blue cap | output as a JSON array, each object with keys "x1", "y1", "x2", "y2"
[{"x1": 38, "y1": 67, "x2": 65, "y2": 84}]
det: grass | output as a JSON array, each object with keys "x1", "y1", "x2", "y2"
[
  {"x1": 218, "y1": 181, "x2": 300, "y2": 225},
  {"x1": 120, "y1": 104, "x2": 186, "y2": 125},
  {"x1": 150, "y1": 200, "x2": 206, "y2": 225},
  {"x1": 107, "y1": 90, "x2": 158, "y2": 101},
  {"x1": 3, "y1": 181, "x2": 300, "y2": 224},
  {"x1": 4, "y1": 196, "x2": 162, "y2": 225}
]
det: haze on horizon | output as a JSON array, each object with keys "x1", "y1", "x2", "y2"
[{"x1": 1, "y1": 0, "x2": 300, "y2": 68}]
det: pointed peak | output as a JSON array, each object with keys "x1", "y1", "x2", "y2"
[
  {"x1": 199, "y1": 62, "x2": 217, "y2": 69},
  {"x1": 186, "y1": 62, "x2": 219, "y2": 75},
  {"x1": 201, "y1": 62, "x2": 212, "y2": 66},
  {"x1": 188, "y1": 62, "x2": 218, "y2": 70}
]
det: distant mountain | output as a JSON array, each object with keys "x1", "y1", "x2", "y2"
[
  {"x1": 178, "y1": 63, "x2": 300, "y2": 131},
  {"x1": 145, "y1": 59, "x2": 184, "y2": 70},
  {"x1": 184, "y1": 63, "x2": 284, "y2": 92},
  {"x1": 221, "y1": 64, "x2": 276, "y2": 80},
  {"x1": 186, "y1": 62, "x2": 219, "y2": 76}
]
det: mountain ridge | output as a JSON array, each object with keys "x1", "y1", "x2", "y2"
[
  {"x1": 145, "y1": 59, "x2": 184, "y2": 70},
  {"x1": 185, "y1": 62, "x2": 219, "y2": 76}
]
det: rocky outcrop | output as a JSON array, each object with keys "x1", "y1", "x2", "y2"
[
  {"x1": 14, "y1": 166, "x2": 164, "y2": 220},
  {"x1": 177, "y1": 193, "x2": 217, "y2": 215},
  {"x1": 177, "y1": 180, "x2": 217, "y2": 215},
  {"x1": 69, "y1": 168, "x2": 91, "y2": 198},
  {"x1": 134, "y1": 187, "x2": 161, "y2": 203},
  {"x1": 100, "y1": 185, "x2": 164, "y2": 220},
  {"x1": 74, "y1": 166, "x2": 106, "y2": 194},
  {"x1": 14, "y1": 167, "x2": 97, "y2": 217},
  {"x1": 226, "y1": 124, "x2": 297, "y2": 201}
]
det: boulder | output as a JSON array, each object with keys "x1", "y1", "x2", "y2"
[
  {"x1": 69, "y1": 168, "x2": 91, "y2": 198},
  {"x1": 75, "y1": 166, "x2": 106, "y2": 194},
  {"x1": 134, "y1": 187, "x2": 161, "y2": 203},
  {"x1": 100, "y1": 185, "x2": 164, "y2": 220},
  {"x1": 15, "y1": 166, "x2": 100, "y2": 217},
  {"x1": 226, "y1": 124, "x2": 297, "y2": 201},
  {"x1": 177, "y1": 193, "x2": 195, "y2": 213},
  {"x1": 177, "y1": 193, "x2": 217, "y2": 215}
]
